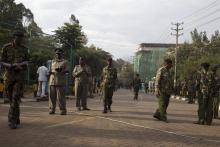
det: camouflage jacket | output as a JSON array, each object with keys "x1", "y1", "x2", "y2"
[
  {"x1": 102, "y1": 66, "x2": 117, "y2": 88},
  {"x1": 196, "y1": 69, "x2": 213, "y2": 95},
  {"x1": 155, "y1": 66, "x2": 173, "y2": 95},
  {"x1": 1, "y1": 42, "x2": 29, "y2": 81}
]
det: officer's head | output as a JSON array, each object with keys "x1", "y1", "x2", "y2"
[
  {"x1": 201, "y1": 62, "x2": 210, "y2": 71},
  {"x1": 107, "y1": 57, "x2": 113, "y2": 66},
  {"x1": 79, "y1": 57, "x2": 85, "y2": 66},
  {"x1": 55, "y1": 48, "x2": 63, "y2": 59},
  {"x1": 136, "y1": 73, "x2": 139, "y2": 77},
  {"x1": 164, "y1": 59, "x2": 173, "y2": 69},
  {"x1": 13, "y1": 31, "x2": 25, "y2": 45}
]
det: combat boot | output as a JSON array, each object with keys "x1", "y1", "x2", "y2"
[
  {"x1": 16, "y1": 118, "x2": 20, "y2": 125},
  {"x1": 153, "y1": 110, "x2": 161, "y2": 120},
  {"x1": 9, "y1": 123, "x2": 17, "y2": 129},
  {"x1": 60, "y1": 111, "x2": 67, "y2": 115},
  {"x1": 108, "y1": 106, "x2": 112, "y2": 112},
  {"x1": 103, "y1": 106, "x2": 107, "y2": 113},
  {"x1": 49, "y1": 110, "x2": 55, "y2": 115},
  {"x1": 160, "y1": 117, "x2": 168, "y2": 123}
]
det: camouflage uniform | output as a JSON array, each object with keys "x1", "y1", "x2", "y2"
[
  {"x1": 211, "y1": 70, "x2": 220, "y2": 119},
  {"x1": 73, "y1": 64, "x2": 91, "y2": 110},
  {"x1": 196, "y1": 69, "x2": 214, "y2": 125},
  {"x1": 154, "y1": 66, "x2": 173, "y2": 121},
  {"x1": 102, "y1": 65, "x2": 117, "y2": 112},
  {"x1": 1, "y1": 42, "x2": 29, "y2": 125},
  {"x1": 49, "y1": 52, "x2": 68, "y2": 114},
  {"x1": 133, "y1": 76, "x2": 141, "y2": 100}
]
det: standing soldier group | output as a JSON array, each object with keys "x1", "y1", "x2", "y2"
[{"x1": 1, "y1": 31, "x2": 220, "y2": 130}]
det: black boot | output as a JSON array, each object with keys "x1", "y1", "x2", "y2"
[
  {"x1": 103, "y1": 106, "x2": 107, "y2": 113},
  {"x1": 16, "y1": 119, "x2": 20, "y2": 125},
  {"x1": 108, "y1": 106, "x2": 112, "y2": 112},
  {"x1": 9, "y1": 122, "x2": 17, "y2": 129}
]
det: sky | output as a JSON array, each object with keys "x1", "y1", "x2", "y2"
[{"x1": 15, "y1": 0, "x2": 220, "y2": 59}]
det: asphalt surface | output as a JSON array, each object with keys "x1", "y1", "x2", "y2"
[{"x1": 1, "y1": 89, "x2": 220, "y2": 147}]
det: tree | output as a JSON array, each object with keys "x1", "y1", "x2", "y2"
[
  {"x1": 54, "y1": 14, "x2": 87, "y2": 53},
  {"x1": 0, "y1": 0, "x2": 34, "y2": 47},
  {"x1": 167, "y1": 29, "x2": 220, "y2": 81}
]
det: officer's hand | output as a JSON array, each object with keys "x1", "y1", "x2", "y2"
[
  {"x1": 155, "y1": 90, "x2": 160, "y2": 97},
  {"x1": 55, "y1": 68, "x2": 62, "y2": 72}
]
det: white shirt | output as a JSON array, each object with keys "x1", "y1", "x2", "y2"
[{"x1": 37, "y1": 66, "x2": 49, "y2": 82}]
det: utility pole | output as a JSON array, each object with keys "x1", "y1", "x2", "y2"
[{"x1": 171, "y1": 22, "x2": 184, "y2": 88}]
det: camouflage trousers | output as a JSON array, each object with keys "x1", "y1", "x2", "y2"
[
  {"x1": 213, "y1": 96, "x2": 219, "y2": 118},
  {"x1": 154, "y1": 93, "x2": 170, "y2": 120},
  {"x1": 198, "y1": 93, "x2": 213, "y2": 125},
  {"x1": 5, "y1": 80, "x2": 24, "y2": 124},
  {"x1": 103, "y1": 85, "x2": 114, "y2": 109}
]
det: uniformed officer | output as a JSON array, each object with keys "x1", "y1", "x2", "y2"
[
  {"x1": 102, "y1": 57, "x2": 117, "y2": 113},
  {"x1": 153, "y1": 59, "x2": 173, "y2": 122},
  {"x1": 1, "y1": 31, "x2": 29, "y2": 129},
  {"x1": 48, "y1": 48, "x2": 68, "y2": 115},
  {"x1": 195, "y1": 63, "x2": 213, "y2": 125},
  {"x1": 133, "y1": 73, "x2": 141, "y2": 100},
  {"x1": 210, "y1": 65, "x2": 220, "y2": 119},
  {"x1": 73, "y1": 57, "x2": 91, "y2": 111}
]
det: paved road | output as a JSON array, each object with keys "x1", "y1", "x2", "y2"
[{"x1": 1, "y1": 89, "x2": 220, "y2": 147}]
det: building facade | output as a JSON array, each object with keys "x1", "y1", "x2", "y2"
[{"x1": 134, "y1": 43, "x2": 175, "y2": 82}]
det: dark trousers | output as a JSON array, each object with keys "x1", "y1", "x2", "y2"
[
  {"x1": 75, "y1": 84, "x2": 88, "y2": 108},
  {"x1": 49, "y1": 86, "x2": 66, "y2": 112},
  {"x1": 134, "y1": 89, "x2": 139, "y2": 100},
  {"x1": 103, "y1": 85, "x2": 114, "y2": 109},
  {"x1": 198, "y1": 93, "x2": 213, "y2": 125},
  {"x1": 5, "y1": 80, "x2": 24, "y2": 124}
]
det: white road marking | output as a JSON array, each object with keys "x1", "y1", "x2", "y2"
[
  {"x1": 1, "y1": 101, "x2": 220, "y2": 143},
  {"x1": 73, "y1": 111, "x2": 220, "y2": 144},
  {"x1": 45, "y1": 117, "x2": 95, "y2": 129}
]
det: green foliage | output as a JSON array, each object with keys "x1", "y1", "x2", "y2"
[
  {"x1": 76, "y1": 45, "x2": 111, "y2": 76},
  {"x1": 167, "y1": 29, "x2": 220, "y2": 80},
  {"x1": 0, "y1": 0, "x2": 34, "y2": 47},
  {"x1": 54, "y1": 14, "x2": 87, "y2": 52},
  {"x1": 0, "y1": 0, "x2": 55, "y2": 82}
]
